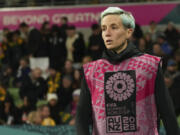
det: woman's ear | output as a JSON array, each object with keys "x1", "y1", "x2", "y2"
[{"x1": 126, "y1": 28, "x2": 134, "y2": 39}]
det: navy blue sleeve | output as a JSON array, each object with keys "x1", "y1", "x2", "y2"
[{"x1": 76, "y1": 69, "x2": 92, "y2": 135}]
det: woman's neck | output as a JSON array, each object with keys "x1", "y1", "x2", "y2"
[{"x1": 114, "y1": 40, "x2": 128, "y2": 54}]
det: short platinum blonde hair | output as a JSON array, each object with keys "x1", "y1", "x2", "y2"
[{"x1": 101, "y1": 7, "x2": 135, "y2": 29}]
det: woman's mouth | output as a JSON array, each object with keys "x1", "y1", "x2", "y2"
[{"x1": 106, "y1": 40, "x2": 112, "y2": 45}]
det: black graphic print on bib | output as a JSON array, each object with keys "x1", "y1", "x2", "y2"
[{"x1": 104, "y1": 71, "x2": 137, "y2": 133}]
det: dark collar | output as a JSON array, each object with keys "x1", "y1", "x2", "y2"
[{"x1": 102, "y1": 42, "x2": 143, "y2": 64}]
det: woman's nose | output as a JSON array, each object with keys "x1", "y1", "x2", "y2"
[{"x1": 105, "y1": 28, "x2": 111, "y2": 37}]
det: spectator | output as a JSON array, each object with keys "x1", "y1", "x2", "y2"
[
  {"x1": 65, "y1": 25, "x2": 86, "y2": 63},
  {"x1": 133, "y1": 23, "x2": 143, "y2": 40},
  {"x1": 0, "y1": 65, "x2": 13, "y2": 88},
  {"x1": 88, "y1": 23, "x2": 105, "y2": 60},
  {"x1": 0, "y1": 34, "x2": 9, "y2": 65},
  {"x1": 0, "y1": 84, "x2": 12, "y2": 107},
  {"x1": 152, "y1": 43, "x2": 164, "y2": 57},
  {"x1": 47, "y1": 67, "x2": 61, "y2": 94},
  {"x1": 138, "y1": 37, "x2": 147, "y2": 52},
  {"x1": 60, "y1": 88, "x2": 81, "y2": 125},
  {"x1": 144, "y1": 32, "x2": 153, "y2": 54},
  {"x1": 152, "y1": 43, "x2": 169, "y2": 71},
  {"x1": 13, "y1": 57, "x2": 31, "y2": 88},
  {"x1": 164, "y1": 21, "x2": 180, "y2": 50},
  {"x1": 165, "y1": 59, "x2": 180, "y2": 78},
  {"x1": 39, "y1": 104, "x2": 56, "y2": 126},
  {"x1": 19, "y1": 68, "x2": 47, "y2": 107},
  {"x1": 72, "y1": 69, "x2": 81, "y2": 89},
  {"x1": 27, "y1": 111, "x2": 42, "y2": 125},
  {"x1": 40, "y1": 21, "x2": 51, "y2": 37},
  {"x1": 164, "y1": 72, "x2": 174, "y2": 89},
  {"x1": 38, "y1": 21, "x2": 51, "y2": 57},
  {"x1": 48, "y1": 25, "x2": 67, "y2": 71},
  {"x1": 132, "y1": 23, "x2": 143, "y2": 46},
  {"x1": 59, "y1": 16, "x2": 68, "y2": 40},
  {"x1": 47, "y1": 93, "x2": 62, "y2": 124},
  {"x1": 61, "y1": 59, "x2": 74, "y2": 77},
  {"x1": 0, "y1": 96, "x2": 21, "y2": 125},
  {"x1": 7, "y1": 31, "x2": 26, "y2": 72},
  {"x1": 19, "y1": 22, "x2": 29, "y2": 44},
  {"x1": 27, "y1": 27, "x2": 48, "y2": 57},
  {"x1": 147, "y1": 21, "x2": 159, "y2": 42},
  {"x1": 165, "y1": 60, "x2": 180, "y2": 116},
  {"x1": 58, "y1": 75, "x2": 73, "y2": 110},
  {"x1": 68, "y1": 89, "x2": 81, "y2": 126},
  {"x1": 157, "y1": 33, "x2": 172, "y2": 56},
  {"x1": 19, "y1": 96, "x2": 36, "y2": 123},
  {"x1": 2, "y1": 28, "x2": 10, "y2": 37}
]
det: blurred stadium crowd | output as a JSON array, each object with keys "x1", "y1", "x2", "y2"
[{"x1": 0, "y1": 14, "x2": 180, "y2": 128}]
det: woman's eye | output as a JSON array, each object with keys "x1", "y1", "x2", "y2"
[
  {"x1": 101, "y1": 28, "x2": 106, "y2": 31},
  {"x1": 112, "y1": 26, "x2": 117, "y2": 29}
]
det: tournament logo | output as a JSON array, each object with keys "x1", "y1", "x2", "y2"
[
  {"x1": 104, "y1": 71, "x2": 137, "y2": 133},
  {"x1": 105, "y1": 72, "x2": 135, "y2": 102}
]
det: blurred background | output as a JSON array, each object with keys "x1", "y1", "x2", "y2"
[{"x1": 0, "y1": 0, "x2": 180, "y2": 135}]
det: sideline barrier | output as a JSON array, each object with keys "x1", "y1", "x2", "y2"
[
  {"x1": 0, "y1": 125, "x2": 77, "y2": 135},
  {"x1": 0, "y1": 124, "x2": 179, "y2": 135}
]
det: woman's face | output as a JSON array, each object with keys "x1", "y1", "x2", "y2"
[{"x1": 101, "y1": 14, "x2": 133, "y2": 53}]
